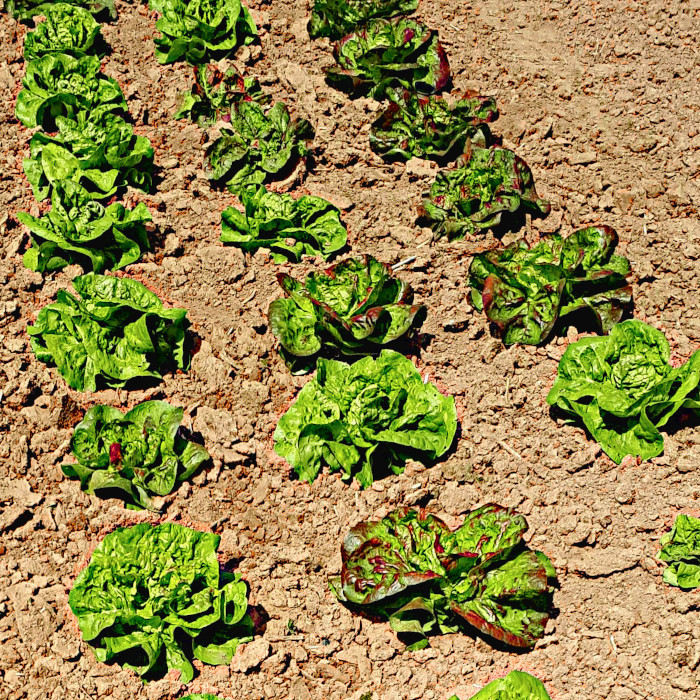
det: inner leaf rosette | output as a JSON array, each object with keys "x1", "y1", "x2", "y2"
[
  {"x1": 547, "y1": 320, "x2": 700, "y2": 463},
  {"x1": 69, "y1": 523, "x2": 254, "y2": 682},
  {"x1": 468, "y1": 225, "x2": 633, "y2": 345},
  {"x1": 326, "y1": 17, "x2": 450, "y2": 99},
  {"x1": 62, "y1": 401, "x2": 211, "y2": 511},
  {"x1": 308, "y1": 0, "x2": 419, "y2": 40},
  {"x1": 330, "y1": 505, "x2": 557, "y2": 649},
  {"x1": 28, "y1": 273, "x2": 190, "y2": 391},
  {"x1": 370, "y1": 89, "x2": 499, "y2": 162},
  {"x1": 149, "y1": 0, "x2": 258, "y2": 65},
  {"x1": 269, "y1": 254, "x2": 426, "y2": 373},
  {"x1": 421, "y1": 146, "x2": 550, "y2": 239},
  {"x1": 220, "y1": 185, "x2": 347, "y2": 263},
  {"x1": 23, "y1": 3, "x2": 104, "y2": 61},
  {"x1": 207, "y1": 101, "x2": 314, "y2": 194},
  {"x1": 273, "y1": 350, "x2": 457, "y2": 488}
]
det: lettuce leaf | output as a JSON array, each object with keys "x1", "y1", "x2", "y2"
[
  {"x1": 468, "y1": 225, "x2": 632, "y2": 345},
  {"x1": 207, "y1": 101, "x2": 314, "y2": 193},
  {"x1": 23, "y1": 111, "x2": 154, "y2": 201},
  {"x1": 269, "y1": 254, "x2": 426, "y2": 372},
  {"x1": 547, "y1": 320, "x2": 700, "y2": 463},
  {"x1": 274, "y1": 350, "x2": 457, "y2": 487},
  {"x1": 468, "y1": 671, "x2": 552, "y2": 699},
  {"x1": 6, "y1": 0, "x2": 116, "y2": 21},
  {"x1": 174, "y1": 63, "x2": 268, "y2": 125},
  {"x1": 330, "y1": 505, "x2": 556, "y2": 649},
  {"x1": 421, "y1": 146, "x2": 550, "y2": 239},
  {"x1": 658, "y1": 514, "x2": 700, "y2": 590},
  {"x1": 221, "y1": 185, "x2": 346, "y2": 263},
  {"x1": 15, "y1": 53, "x2": 126, "y2": 130},
  {"x1": 308, "y1": 0, "x2": 418, "y2": 40},
  {"x1": 28, "y1": 273, "x2": 190, "y2": 391},
  {"x1": 18, "y1": 180, "x2": 151, "y2": 273},
  {"x1": 370, "y1": 89, "x2": 498, "y2": 161},
  {"x1": 326, "y1": 17, "x2": 450, "y2": 99},
  {"x1": 150, "y1": 0, "x2": 258, "y2": 65},
  {"x1": 62, "y1": 401, "x2": 210, "y2": 510},
  {"x1": 69, "y1": 523, "x2": 253, "y2": 682},
  {"x1": 23, "y1": 3, "x2": 103, "y2": 61}
]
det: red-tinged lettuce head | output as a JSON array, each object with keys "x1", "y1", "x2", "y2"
[
  {"x1": 326, "y1": 17, "x2": 451, "y2": 99},
  {"x1": 308, "y1": 0, "x2": 419, "y2": 40}
]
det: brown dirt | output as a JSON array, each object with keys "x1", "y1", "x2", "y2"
[{"x1": 1, "y1": 1, "x2": 699, "y2": 699}]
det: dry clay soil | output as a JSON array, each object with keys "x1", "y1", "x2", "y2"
[{"x1": 1, "y1": 1, "x2": 699, "y2": 699}]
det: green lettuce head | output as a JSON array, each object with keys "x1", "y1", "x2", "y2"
[
  {"x1": 547, "y1": 320, "x2": 700, "y2": 463},
  {"x1": 274, "y1": 350, "x2": 457, "y2": 487},
  {"x1": 658, "y1": 514, "x2": 700, "y2": 590},
  {"x1": 308, "y1": 0, "x2": 418, "y2": 40},
  {"x1": 69, "y1": 523, "x2": 253, "y2": 682},
  {"x1": 468, "y1": 671, "x2": 552, "y2": 699}
]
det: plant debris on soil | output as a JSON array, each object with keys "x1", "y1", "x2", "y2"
[{"x1": 0, "y1": 1, "x2": 698, "y2": 700}]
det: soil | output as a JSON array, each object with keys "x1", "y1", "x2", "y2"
[{"x1": 1, "y1": 1, "x2": 699, "y2": 699}]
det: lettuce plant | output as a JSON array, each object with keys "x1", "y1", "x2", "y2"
[
  {"x1": 24, "y1": 111, "x2": 154, "y2": 201},
  {"x1": 175, "y1": 64, "x2": 268, "y2": 125},
  {"x1": 69, "y1": 523, "x2": 253, "y2": 682},
  {"x1": 421, "y1": 146, "x2": 550, "y2": 239},
  {"x1": 468, "y1": 226, "x2": 632, "y2": 345},
  {"x1": 62, "y1": 401, "x2": 210, "y2": 510},
  {"x1": 308, "y1": 0, "x2": 418, "y2": 40},
  {"x1": 468, "y1": 671, "x2": 552, "y2": 699},
  {"x1": 29, "y1": 273, "x2": 189, "y2": 391},
  {"x1": 326, "y1": 17, "x2": 450, "y2": 98},
  {"x1": 658, "y1": 514, "x2": 700, "y2": 590},
  {"x1": 221, "y1": 185, "x2": 346, "y2": 262},
  {"x1": 207, "y1": 101, "x2": 314, "y2": 193},
  {"x1": 547, "y1": 320, "x2": 700, "y2": 463},
  {"x1": 23, "y1": 3, "x2": 103, "y2": 60},
  {"x1": 6, "y1": 0, "x2": 116, "y2": 20},
  {"x1": 18, "y1": 180, "x2": 151, "y2": 273},
  {"x1": 269, "y1": 255, "x2": 426, "y2": 372},
  {"x1": 330, "y1": 505, "x2": 556, "y2": 649},
  {"x1": 274, "y1": 350, "x2": 457, "y2": 487},
  {"x1": 15, "y1": 53, "x2": 126, "y2": 130},
  {"x1": 370, "y1": 89, "x2": 498, "y2": 161},
  {"x1": 149, "y1": 0, "x2": 258, "y2": 65}
]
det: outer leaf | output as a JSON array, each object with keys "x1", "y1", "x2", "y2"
[
  {"x1": 274, "y1": 350, "x2": 457, "y2": 487},
  {"x1": 207, "y1": 101, "x2": 314, "y2": 194},
  {"x1": 18, "y1": 179, "x2": 151, "y2": 273},
  {"x1": 23, "y1": 3, "x2": 103, "y2": 60},
  {"x1": 547, "y1": 320, "x2": 700, "y2": 463},
  {"x1": 468, "y1": 226, "x2": 632, "y2": 345},
  {"x1": 468, "y1": 671, "x2": 552, "y2": 700},
  {"x1": 15, "y1": 53, "x2": 126, "y2": 130},
  {"x1": 326, "y1": 17, "x2": 450, "y2": 99},
  {"x1": 331, "y1": 505, "x2": 556, "y2": 650},
  {"x1": 174, "y1": 63, "x2": 268, "y2": 125},
  {"x1": 150, "y1": 0, "x2": 258, "y2": 65},
  {"x1": 308, "y1": 0, "x2": 418, "y2": 40},
  {"x1": 658, "y1": 514, "x2": 700, "y2": 589},
  {"x1": 23, "y1": 111, "x2": 154, "y2": 200},
  {"x1": 69, "y1": 523, "x2": 253, "y2": 682},
  {"x1": 268, "y1": 254, "x2": 426, "y2": 371},
  {"x1": 221, "y1": 185, "x2": 346, "y2": 263},
  {"x1": 62, "y1": 400, "x2": 210, "y2": 510},
  {"x1": 28, "y1": 273, "x2": 189, "y2": 391},
  {"x1": 371, "y1": 89, "x2": 498, "y2": 161},
  {"x1": 422, "y1": 146, "x2": 550, "y2": 240}
]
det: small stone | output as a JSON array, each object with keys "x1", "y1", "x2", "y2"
[
  {"x1": 231, "y1": 638, "x2": 270, "y2": 673},
  {"x1": 569, "y1": 150, "x2": 597, "y2": 165}
]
